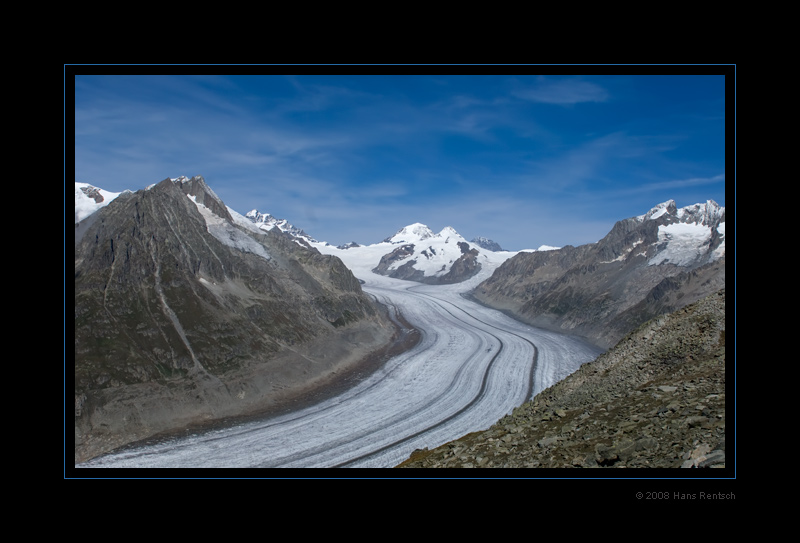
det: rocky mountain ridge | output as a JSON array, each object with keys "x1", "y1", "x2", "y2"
[
  {"x1": 245, "y1": 208, "x2": 319, "y2": 245},
  {"x1": 472, "y1": 200, "x2": 725, "y2": 349},
  {"x1": 74, "y1": 176, "x2": 398, "y2": 463},
  {"x1": 397, "y1": 288, "x2": 728, "y2": 470},
  {"x1": 471, "y1": 237, "x2": 504, "y2": 252}
]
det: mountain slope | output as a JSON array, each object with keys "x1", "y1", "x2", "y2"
[
  {"x1": 74, "y1": 176, "x2": 398, "y2": 463},
  {"x1": 397, "y1": 288, "x2": 727, "y2": 469},
  {"x1": 471, "y1": 200, "x2": 725, "y2": 348}
]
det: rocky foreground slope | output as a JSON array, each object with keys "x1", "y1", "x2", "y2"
[{"x1": 397, "y1": 288, "x2": 727, "y2": 470}]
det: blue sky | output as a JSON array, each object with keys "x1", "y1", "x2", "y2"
[{"x1": 72, "y1": 71, "x2": 729, "y2": 250}]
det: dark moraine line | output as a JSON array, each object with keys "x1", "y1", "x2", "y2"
[
  {"x1": 256, "y1": 288, "x2": 492, "y2": 468},
  {"x1": 330, "y1": 287, "x2": 539, "y2": 468},
  {"x1": 411, "y1": 287, "x2": 540, "y2": 402}
]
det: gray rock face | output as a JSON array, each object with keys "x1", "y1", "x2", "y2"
[
  {"x1": 74, "y1": 177, "x2": 396, "y2": 463},
  {"x1": 373, "y1": 244, "x2": 419, "y2": 279},
  {"x1": 443, "y1": 242, "x2": 481, "y2": 284},
  {"x1": 471, "y1": 201, "x2": 725, "y2": 348},
  {"x1": 372, "y1": 240, "x2": 482, "y2": 285},
  {"x1": 471, "y1": 237, "x2": 504, "y2": 252},
  {"x1": 79, "y1": 185, "x2": 105, "y2": 204},
  {"x1": 173, "y1": 175, "x2": 233, "y2": 223},
  {"x1": 397, "y1": 289, "x2": 727, "y2": 469}
]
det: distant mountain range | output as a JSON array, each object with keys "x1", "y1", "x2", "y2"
[
  {"x1": 243, "y1": 197, "x2": 724, "y2": 348},
  {"x1": 78, "y1": 177, "x2": 725, "y2": 350},
  {"x1": 241, "y1": 213, "x2": 520, "y2": 285}
]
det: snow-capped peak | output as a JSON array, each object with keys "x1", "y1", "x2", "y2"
[
  {"x1": 385, "y1": 223, "x2": 436, "y2": 244},
  {"x1": 438, "y1": 226, "x2": 463, "y2": 240},
  {"x1": 385, "y1": 223, "x2": 471, "y2": 245},
  {"x1": 643, "y1": 199, "x2": 725, "y2": 267},
  {"x1": 245, "y1": 209, "x2": 317, "y2": 243},
  {"x1": 637, "y1": 200, "x2": 677, "y2": 222},
  {"x1": 636, "y1": 199, "x2": 724, "y2": 228},
  {"x1": 246, "y1": 209, "x2": 273, "y2": 223},
  {"x1": 675, "y1": 199, "x2": 724, "y2": 227}
]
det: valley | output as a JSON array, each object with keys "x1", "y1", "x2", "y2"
[{"x1": 76, "y1": 263, "x2": 602, "y2": 468}]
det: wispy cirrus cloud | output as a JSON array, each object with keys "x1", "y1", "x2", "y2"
[
  {"x1": 629, "y1": 173, "x2": 726, "y2": 194},
  {"x1": 73, "y1": 73, "x2": 726, "y2": 251},
  {"x1": 511, "y1": 77, "x2": 609, "y2": 105}
]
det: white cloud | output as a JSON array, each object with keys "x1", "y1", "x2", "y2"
[
  {"x1": 639, "y1": 173, "x2": 725, "y2": 192},
  {"x1": 512, "y1": 77, "x2": 609, "y2": 105}
]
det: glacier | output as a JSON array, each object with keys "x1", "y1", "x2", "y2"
[{"x1": 76, "y1": 247, "x2": 602, "y2": 469}]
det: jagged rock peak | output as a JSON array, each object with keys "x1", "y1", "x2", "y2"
[
  {"x1": 246, "y1": 209, "x2": 273, "y2": 223},
  {"x1": 637, "y1": 200, "x2": 678, "y2": 222},
  {"x1": 245, "y1": 209, "x2": 317, "y2": 243},
  {"x1": 637, "y1": 199, "x2": 724, "y2": 227},
  {"x1": 169, "y1": 175, "x2": 233, "y2": 223},
  {"x1": 471, "y1": 237, "x2": 504, "y2": 252},
  {"x1": 676, "y1": 199, "x2": 725, "y2": 227}
]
